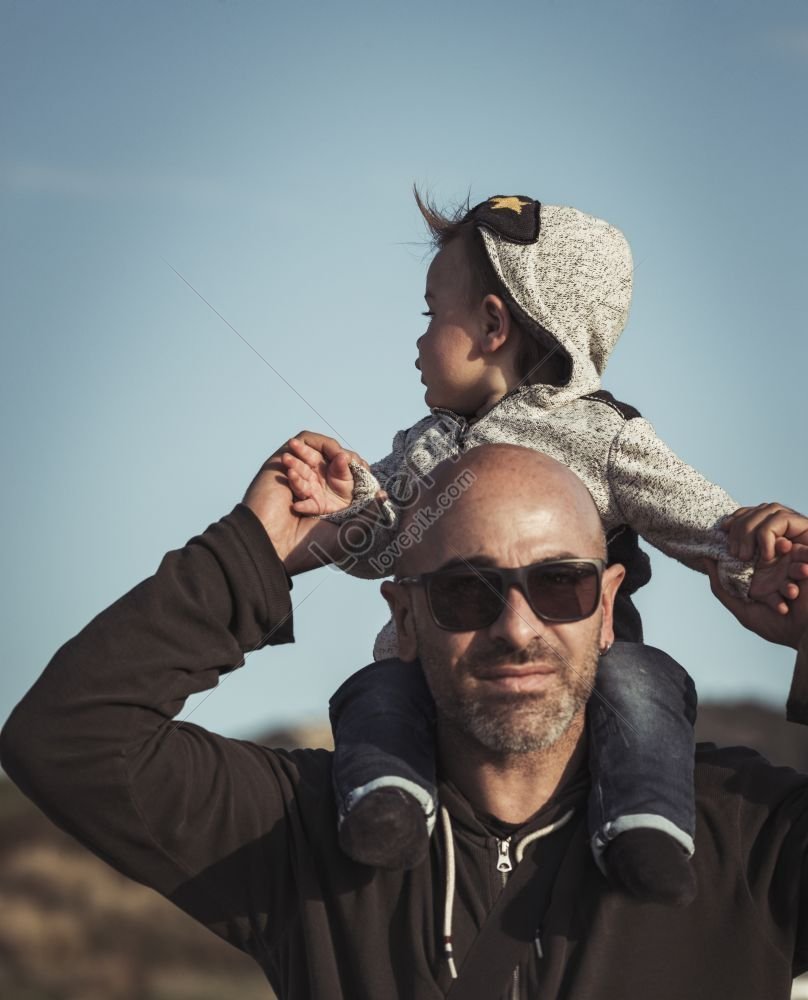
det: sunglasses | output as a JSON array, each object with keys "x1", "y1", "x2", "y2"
[{"x1": 397, "y1": 558, "x2": 605, "y2": 632}]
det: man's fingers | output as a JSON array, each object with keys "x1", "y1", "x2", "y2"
[
  {"x1": 788, "y1": 559, "x2": 808, "y2": 581},
  {"x1": 789, "y1": 542, "x2": 808, "y2": 566},
  {"x1": 760, "y1": 591, "x2": 791, "y2": 615},
  {"x1": 293, "y1": 430, "x2": 349, "y2": 462}
]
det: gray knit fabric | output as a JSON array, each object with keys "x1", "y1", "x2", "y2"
[{"x1": 323, "y1": 387, "x2": 751, "y2": 660}]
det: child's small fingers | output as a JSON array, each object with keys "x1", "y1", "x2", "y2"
[
  {"x1": 286, "y1": 464, "x2": 308, "y2": 485},
  {"x1": 721, "y1": 506, "x2": 755, "y2": 529},
  {"x1": 727, "y1": 504, "x2": 790, "y2": 562},
  {"x1": 774, "y1": 536, "x2": 793, "y2": 555},
  {"x1": 288, "y1": 437, "x2": 326, "y2": 468},
  {"x1": 283, "y1": 452, "x2": 312, "y2": 477},
  {"x1": 288, "y1": 467, "x2": 317, "y2": 498},
  {"x1": 755, "y1": 509, "x2": 806, "y2": 562}
]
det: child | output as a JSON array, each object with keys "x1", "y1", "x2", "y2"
[{"x1": 282, "y1": 192, "x2": 801, "y2": 906}]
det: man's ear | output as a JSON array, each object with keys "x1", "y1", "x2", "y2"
[
  {"x1": 598, "y1": 562, "x2": 626, "y2": 652},
  {"x1": 478, "y1": 294, "x2": 513, "y2": 355},
  {"x1": 380, "y1": 580, "x2": 419, "y2": 662}
]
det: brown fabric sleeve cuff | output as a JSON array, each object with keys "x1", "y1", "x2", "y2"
[
  {"x1": 227, "y1": 503, "x2": 295, "y2": 646},
  {"x1": 786, "y1": 629, "x2": 808, "y2": 725}
]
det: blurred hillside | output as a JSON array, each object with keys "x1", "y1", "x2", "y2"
[
  {"x1": 0, "y1": 723, "x2": 331, "y2": 1000},
  {"x1": 2, "y1": 711, "x2": 808, "y2": 999}
]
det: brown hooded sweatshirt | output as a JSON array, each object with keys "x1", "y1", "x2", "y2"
[{"x1": 2, "y1": 504, "x2": 808, "y2": 999}]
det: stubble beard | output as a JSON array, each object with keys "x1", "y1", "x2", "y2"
[{"x1": 420, "y1": 632, "x2": 600, "y2": 755}]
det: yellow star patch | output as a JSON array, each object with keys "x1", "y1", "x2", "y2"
[{"x1": 489, "y1": 196, "x2": 530, "y2": 215}]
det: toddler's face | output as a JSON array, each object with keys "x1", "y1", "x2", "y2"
[{"x1": 416, "y1": 240, "x2": 487, "y2": 416}]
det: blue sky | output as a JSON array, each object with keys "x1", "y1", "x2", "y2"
[{"x1": 1, "y1": 0, "x2": 806, "y2": 743}]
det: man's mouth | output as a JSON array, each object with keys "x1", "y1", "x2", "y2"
[{"x1": 474, "y1": 664, "x2": 558, "y2": 693}]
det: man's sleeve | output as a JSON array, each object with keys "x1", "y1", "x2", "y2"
[
  {"x1": 727, "y1": 749, "x2": 808, "y2": 975},
  {"x1": 608, "y1": 416, "x2": 753, "y2": 598},
  {"x1": 787, "y1": 631, "x2": 808, "y2": 724},
  {"x1": 0, "y1": 504, "x2": 305, "y2": 960}
]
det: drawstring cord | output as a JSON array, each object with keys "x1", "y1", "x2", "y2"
[
  {"x1": 515, "y1": 807, "x2": 574, "y2": 863},
  {"x1": 439, "y1": 805, "x2": 575, "y2": 981},
  {"x1": 440, "y1": 806, "x2": 459, "y2": 979}
]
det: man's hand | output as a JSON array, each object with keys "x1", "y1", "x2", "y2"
[
  {"x1": 282, "y1": 435, "x2": 371, "y2": 516},
  {"x1": 704, "y1": 559, "x2": 808, "y2": 650},
  {"x1": 243, "y1": 432, "x2": 349, "y2": 576}
]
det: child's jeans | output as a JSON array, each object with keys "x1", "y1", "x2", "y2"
[{"x1": 329, "y1": 642, "x2": 698, "y2": 867}]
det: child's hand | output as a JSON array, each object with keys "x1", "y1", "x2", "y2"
[
  {"x1": 721, "y1": 503, "x2": 808, "y2": 614},
  {"x1": 281, "y1": 433, "x2": 377, "y2": 516}
]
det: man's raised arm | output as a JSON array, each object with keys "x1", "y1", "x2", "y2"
[{"x1": 0, "y1": 437, "x2": 328, "y2": 956}]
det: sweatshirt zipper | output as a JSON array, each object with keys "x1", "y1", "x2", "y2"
[
  {"x1": 496, "y1": 837, "x2": 513, "y2": 877},
  {"x1": 496, "y1": 839, "x2": 520, "y2": 1000}
]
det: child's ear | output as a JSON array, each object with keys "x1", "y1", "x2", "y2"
[
  {"x1": 598, "y1": 562, "x2": 626, "y2": 652},
  {"x1": 479, "y1": 294, "x2": 513, "y2": 355},
  {"x1": 380, "y1": 581, "x2": 419, "y2": 661}
]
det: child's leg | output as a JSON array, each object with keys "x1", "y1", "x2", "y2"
[
  {"x1": 587, "y1": 642, "x2": 698, "y2": 905},
  {"x1": 329, "y1": 652, "x2": 437, "y2": 869}
]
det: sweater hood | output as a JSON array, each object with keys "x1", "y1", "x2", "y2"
[{"x1": 471, "y1": 197, "x2": 634, "y2": 408}]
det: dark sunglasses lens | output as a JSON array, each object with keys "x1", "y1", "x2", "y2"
[
  {"x1": 526, "y1": 562, "x2": 601, "y2": 621},
  {"x1": 427, "y1": 571, "x2": 503, "y2": 630}
]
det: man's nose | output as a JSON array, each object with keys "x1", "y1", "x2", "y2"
[{"x1": 486, "y1": 584, "x2": 547, "y2": 649}]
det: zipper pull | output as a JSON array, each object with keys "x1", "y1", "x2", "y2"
[
  {"x1": 534, "y1": 929, "x2": 544, "y2": 959},
  {"x1": 496, "y1": 838, "x2": 513, "y2": 873}
]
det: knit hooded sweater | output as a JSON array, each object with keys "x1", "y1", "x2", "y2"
[
  {"x1": 325, "y1": 319, "x2": 752, "y2": 658},
  {"x1": 2, "y1": 505, "x2": 808, "y2": 1000}
]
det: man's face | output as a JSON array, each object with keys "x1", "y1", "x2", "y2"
[
  {"x1": 417, "y1": 595, "x2": 600, "y2": 755},
  {"x1": 415, "y1": 240, "x2": 487, "y2": 416},
  {"x1": 396, "y1": 467, "x2": 612, "y2": 755}
]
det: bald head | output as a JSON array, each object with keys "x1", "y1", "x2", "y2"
[
  {"x1": 396, "y1": 444, "x2": 605, "y2": 578},
  {"x1": 383, "y1": 444, "x2": 619, "y2": 760}
]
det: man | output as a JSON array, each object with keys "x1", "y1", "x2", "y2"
[{"x1": 2, "y1": 440, "x2": 808, "y2": 999}]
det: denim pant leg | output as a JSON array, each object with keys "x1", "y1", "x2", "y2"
[
  {"x1": 329, "y1": 658, "x2": 438, "y2": 832},
  {"x1": 587, "y1": 642, "x2": 698, "y2": 871}
]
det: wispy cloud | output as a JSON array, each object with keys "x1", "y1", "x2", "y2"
[
  {"x1": 768, "y1": 27, "x2": 808, "y2": 59},
  {"x1": 0, "y1": 162, "x2": 256, "y2": 205}
]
